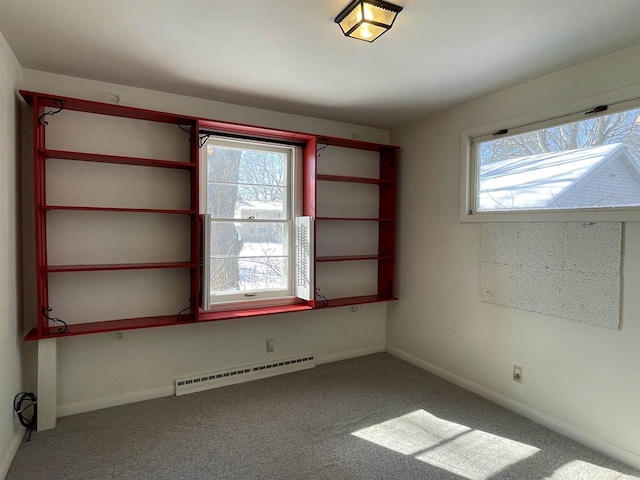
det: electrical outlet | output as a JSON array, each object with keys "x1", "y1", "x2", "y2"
[
  {"x1": 266, "y1": 338, "x2": 275, "y2": 353},
  {"x1": 513, "y1": 365, "x2": 523, "y2": 383}
]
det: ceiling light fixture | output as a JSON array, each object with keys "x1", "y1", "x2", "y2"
[{"x1": 334, "y1": 0, "x2": 403, "y2": 43}]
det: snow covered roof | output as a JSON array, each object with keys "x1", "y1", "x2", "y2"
[{"x1": 478, "y1": 144, "x2": 636, "y2": 210}]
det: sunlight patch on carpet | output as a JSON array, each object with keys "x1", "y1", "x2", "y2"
[
  {"x1": 545, "y1": 460, "x2": 631, "y2": 480},
  {"x1": 415, "y1": 428, "x2": 539, "y2": 479},
  {"x1": 352, "y1": 409, "x2": 540, "y2": 480},
  {"x1": 352, "y1": 409, "x2": 471, "y2": 455}
]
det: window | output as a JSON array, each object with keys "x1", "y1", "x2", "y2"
[
  {"x1": 201, "y1": 137, "x2": 297, "y2": 307},
  {"x1": 464, "y1": 97, "x2": 640, "y2": 220}
]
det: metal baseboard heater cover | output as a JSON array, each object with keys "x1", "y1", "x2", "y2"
[{"x1": 175, "y1": 354, "x2": 315, "y2": 396}]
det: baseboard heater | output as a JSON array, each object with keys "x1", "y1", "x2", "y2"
[{"x1": 175, "y1": 353, "x2": 316, "y2": 396}]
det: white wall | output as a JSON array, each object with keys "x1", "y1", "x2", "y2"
[
  {"x1": 388, "y1": 44, "x2": 640, "y2": 469},
  {"x1": 0, "y1": 31, "x2": 23, "y2": 479},
  {"x1": 19, "y1": 70, "x2": 388, "y2": 417}
]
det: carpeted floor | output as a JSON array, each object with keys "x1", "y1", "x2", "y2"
[{"x1": 7, "y1": 353, "x2": 640, "y2": 479}]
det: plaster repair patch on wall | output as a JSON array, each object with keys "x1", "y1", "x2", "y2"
[{"x1": 480, "y1": 222, "x2": 621, "y2": 329}]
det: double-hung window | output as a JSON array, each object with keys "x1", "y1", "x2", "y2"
[{"x1": 201, "y1": 137, "x2": 299, "y2": 308}]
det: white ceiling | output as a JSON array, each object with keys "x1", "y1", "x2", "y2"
[{"x1": 1, "y1": 0, "x2": 640, "y2": 129}]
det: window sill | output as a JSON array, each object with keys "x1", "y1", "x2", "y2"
[
  {"x1": 460, "y1": 208, "x2": 640, "y2": 223},
  {"x1": 198, "y1": 303, "x2": 313, "y2": 321}
]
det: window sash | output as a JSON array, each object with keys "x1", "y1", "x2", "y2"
[
  {"x1": 201, "y1": 136, "x2": 296, "y2": 307},
  {"x1": 469, "y1": 96, "x2": 640, "y2": 215}
]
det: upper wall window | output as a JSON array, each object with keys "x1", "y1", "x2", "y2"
[{"x1": 468, "y1": 99, "x2": 640, "y2": 217}]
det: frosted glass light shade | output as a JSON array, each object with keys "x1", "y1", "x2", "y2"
[{"x1": 335, "y1": 0, "x2": 403, "y2": 42}]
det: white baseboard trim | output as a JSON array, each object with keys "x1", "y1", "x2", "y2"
[
  {"x1": 386, "y1": 345, "x2": 640, "y2": 472},
  {"x1": 57, "y1": 385, "x2": 174, "y2": 418},
  {"x1": 315, "y1": 345, "x2": 386, "y2": 365},
  {"x1": 0, "y1": 428, "x2": 24, "y2": 480}
]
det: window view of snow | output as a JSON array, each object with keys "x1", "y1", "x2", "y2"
[
  {"x1": 477, "y1": 107, "x2": 640, "y2": 211},
  {"x1": 206, "y1": 143, "x2": 290, "y2": 298}
]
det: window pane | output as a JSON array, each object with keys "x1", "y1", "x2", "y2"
[
  {"x1": 206, "y1": 142, "x2": 287, "y2": 219},
  {"x1": 207, "y1": 144, "x2": 286, "y2": 186},
  {"x1": 209, "y1": 222, "x2": 244, "y2": 258},
  {"x1": 237, "y1": 186, "x2": 285, "y2": 216},
  {"x1": 207, "y1": 184, "x2": 286, "y2": 219},
  {"x1": 477, "y1": 107, "x2": 640, "y2": 211},
  {"x1": 210, "y1": 222, "x2": 287, "y2": 257},
  {"x1": 209, "y1": 222, "x2": 289, "y2": 297},
  {"x1": 207, "y1": 184, "x2": 239, "y2": 219},
  {"x1": 210, "y1": 257, "x2": 288, "y2": 296}
]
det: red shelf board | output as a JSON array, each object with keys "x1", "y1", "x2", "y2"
[
  {"x1": 316, "y1": 295, "x2": 398, "y2": 308},
  {"x1": 318, "y1": 136, "x2": 401, "y2": 152},
  {"x1": 316, "y1": 217, "x2": 394, "y2": 222},
  {"x1": 21, "y1": 90, "x2": 196, "y2": 125},
  {"x1": 42, "y1": 149, "x2": 195, "y2": 170},
  {"x1": 199, "y1": 118, "x2": 316, "y2": 144},
  {"x1": 45, "y1": 262, "x2": 195, "y2": 273},
  {"x1": 24, "y1": 315, "x2": 192, "y2": 340},
  {"x1": 24, "y1": 305, "x2": 313, "y2": 340},
  {"x1": 316, "y1": 255, "x2": 389, "y2": 263},
  {"x1": 42, "y1": 205, "x2": 196, "y2": 215},
  {"x1": 198, "y1": 121, "x2": 402, "y2": 157},
  {"x1": 316, "y1": 174, "x2": 389, "y2": 185}
]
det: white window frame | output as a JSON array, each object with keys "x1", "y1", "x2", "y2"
[
  {"x1": 460, "y1": 84, "x2": 640, "y2": 223},
  {"x1": 201, "y1": 136, "x2": 304, "y2": 310}
]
